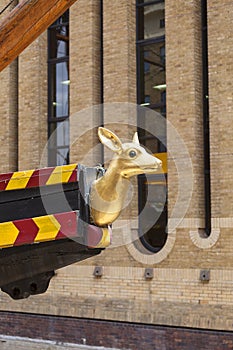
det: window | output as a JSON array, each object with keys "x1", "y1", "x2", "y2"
[
  {"x1": 48, "y1": 11, "x2": 70, "y2": 166},
  {"x1": 144, "y1": 50, "x2": 150, "y2": 73},
  {"x1": 160, "y1": 18, "x2": 165, "y2": 28},
  {"x1": 138, "y1": 41, "x2": 166, "y2": 111},
  {"x1": 136, "y1": 0, "x2": 167, "y2": 252}
]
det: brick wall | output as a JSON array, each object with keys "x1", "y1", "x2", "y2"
[
  {"x1": 0, "y1": 311, "x2": 233, "y2": 350},
  {"x1": 208, "y1": 0, "x2": 233, "y2": 218},
  {"x1": 18, "y1": 33, "x2": 48, "y2": 170},
  {"x1": 0, "y1": 0, "x2": 18, "y2": 172},
  {"x1": 1, "y1": 0, "x2": 233, "y2": 342},
  {"x1": 70, "y1": 0, "x2": 102, "y2": 167},
  {"x1": 166, "y1": 0, "x2": 205, "y2": 220},
  {"x1": 0, "y1": 1, "x2": 47, "y2": 172},
  {"x1": 103, "y1": 0, "x2": 136, "y2": 105},
  {"x1": 2, "y1": 264, "x2": 233, "y2": 331}
]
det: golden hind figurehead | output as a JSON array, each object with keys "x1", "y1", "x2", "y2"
[{"x1": 89, "y1": 127, "x2": 162, "y2": 227}]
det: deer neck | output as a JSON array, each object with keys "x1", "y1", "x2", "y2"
[
  {"x1": 95, "y1": 159, "x2": 130, "y2": 199},
  {"x1": 90, "y1": 159, "x2": 130, "y2": 226}
]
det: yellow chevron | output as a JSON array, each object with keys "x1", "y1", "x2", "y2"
[
  {"x1": 6, "y1": 169, "x2": 34, "y2": 190},
  {"x1": 0, "y1": 221, "x2": 19, "y2": 248},
  {"x1": 33, "y1": 215, "x2": 61, "y2": 243},
  {"x1": 95, "y1": 228, "x2": 111, "y2": 248},
  {"x1": 46, "y1": 164, "x2": 77, "y2": 185}
]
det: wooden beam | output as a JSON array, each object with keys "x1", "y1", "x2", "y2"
[{"x1": 0, "y1": 0, "x2": 78, "y2": 71}]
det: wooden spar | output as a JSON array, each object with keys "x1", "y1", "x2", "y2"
[{"x1": 0, "y1": 0, "x2": 78, "y2": 72}]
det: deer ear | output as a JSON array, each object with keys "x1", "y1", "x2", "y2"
[
  {"x1": 98, "y1": 127, "x2": 123, "y2": 153},
  {"x1": 133, "y1": 132, "x2": 140, "y2": 145}
]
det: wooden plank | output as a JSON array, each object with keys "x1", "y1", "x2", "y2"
[
  {"x1": 0, "y1": 239, "x2": 102, "y2": 291},
  {"x1": 0, "y1": 0, "x2": 78, "y2": 71}
]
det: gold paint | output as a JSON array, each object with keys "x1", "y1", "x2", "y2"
[
  {"x1": 0, "y1": 221, "x2": 19, "y2": 248},
  {"x1": 94, "y1": 227, "x2": 111, "y2": 248},
  {"x1": 90, "y1": 127, "x2": 162, "y2": 227},
  {"x1": 154, "y1": 152, "x2": 167, "y2": 174}
]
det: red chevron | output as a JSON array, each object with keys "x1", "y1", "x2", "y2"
[
  {"x1": 68, "y1": 169, "x2": 78, "y2": 183},
  {"x1": 13, "y1": 219, "x2": 39, "y2": 246},
  {"x1": 54, "y1": 211, "x2": 77, "y2": 239}
]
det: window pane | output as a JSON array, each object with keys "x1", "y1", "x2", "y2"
[
  {"x1": 48, "y1": 147, "x2": 69, "y2": 166},
  {"x1": 138, "y1": 2, "x2": 165, "y2": 40},
  {"x1": 138, "y1": 173, "x2": 167, "y2": 252},
  {"x1": 138, "y1": 125, "x2": 166, "y2": 154},
  {"x1": 138, "y1": 42, "x2": 166, "y2": 109},
  {"x1": 57, "y1": 147, "x2": 69, "y2": 165},
  {"x1": 49, "y1": 25, "x2": 69, "y2": 59},
  {"x1": 54, "y1": 11, "x2": 69, "y2": 25},
  {"x1": 137, "y1": 0, "x2": 167, "y2": 253},
  {"x1": 49, "y1": 119, "x2": 70, "y2": 149},
  {"x1": 137, "y1": 0, "x2": 163, "y2": 3},
  {"x1": 49, "y1": 61, "x2": 69, "y2": 118},
  {"x1": 48, "y1": 120, "x2": 69, "y2": 166},
  {"x1": 48, "y1": 11, "x2": 70, "y2": 167}
]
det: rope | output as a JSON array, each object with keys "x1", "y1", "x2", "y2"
[{"x1": 0, "y1": 0, "x2": 17, "y2": 17}]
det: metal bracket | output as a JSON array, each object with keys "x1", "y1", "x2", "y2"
[
  {"x1": 78, "y1": 165, "x2": 105, "y2": 246},
  {"x1": 200, "y1": 269, "x2": 210, "y2": 282},
  {"x1": 144, "y1": 268, "x2": 154, "y2": 280},
  {"x1": 78, "y1": 165, "x2": 105, "y2": 225},
  {"x1": 1, "y1": 271, "x2": 55, "y2": 299},
  {"x1": 93, "y1": 266, "x2": 103, "y2": 277}
]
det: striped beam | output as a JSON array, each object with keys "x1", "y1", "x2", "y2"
[
  {"x1": 0, "y1": 211, "x2": 111, "y2": 249},
  {"x1": 0, "y1": 164, "x2": 78, "y2": 191}
]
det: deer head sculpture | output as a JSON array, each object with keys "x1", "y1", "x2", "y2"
[{"x1": 90, "y1": 127, "x2": 162, "y2": 227}]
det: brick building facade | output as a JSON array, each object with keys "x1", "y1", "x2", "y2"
[{"x1": 0, "y1": 0, "x2": 233, "y2": 349}]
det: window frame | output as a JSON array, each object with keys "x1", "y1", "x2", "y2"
[
  {"x1": 136, "y1": 0, "x2": 167, "y2": 253},
  {"x1": 47, "y1": 11, "x2": 70, "y2": 166}
]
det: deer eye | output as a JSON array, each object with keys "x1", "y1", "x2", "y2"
[{"x1": 128, "y1": 149, "x2": 137, "y2": 158}]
